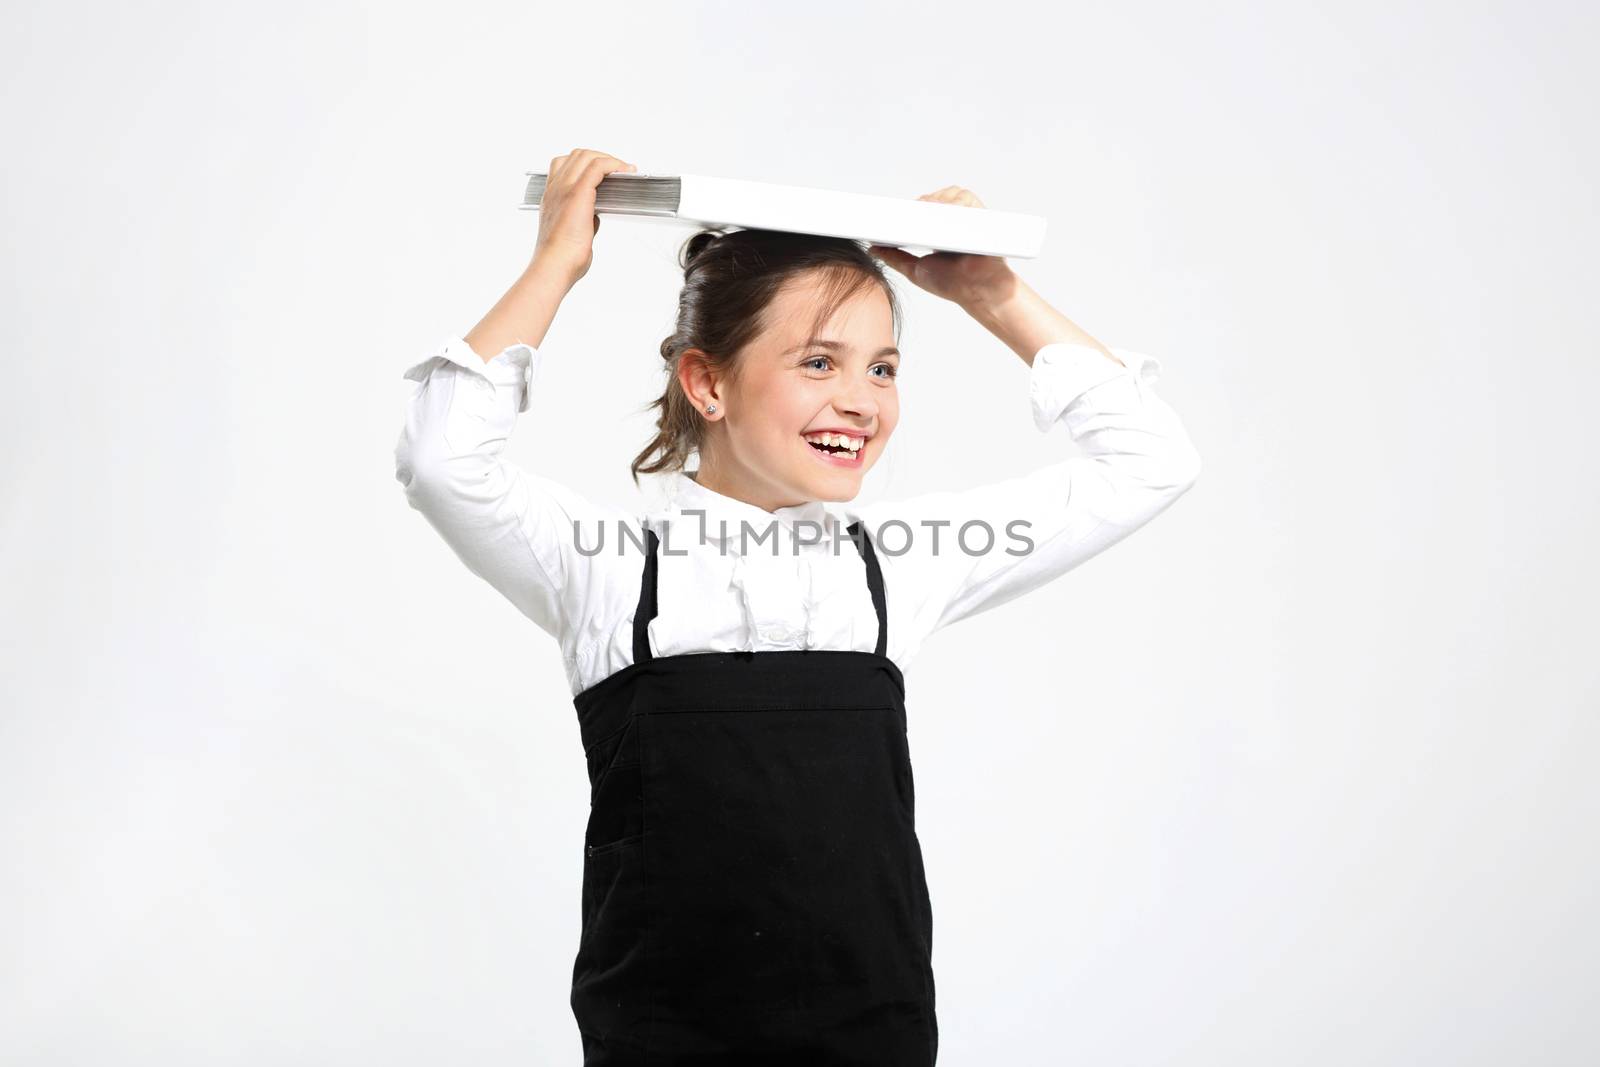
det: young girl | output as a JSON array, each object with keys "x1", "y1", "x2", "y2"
[{"x1": 395, "y1": 149, "x2": 1201, "y2": 1066}]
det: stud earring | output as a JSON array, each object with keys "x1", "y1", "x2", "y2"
[{"x1": 706, "y1": 404, "x2": 717, "y2": 415}]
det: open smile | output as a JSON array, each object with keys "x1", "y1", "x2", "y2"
[{"x1": 801, "y1": 430, "x2": 868, "y2": 468}]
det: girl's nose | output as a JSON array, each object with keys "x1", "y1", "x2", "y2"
[{"x1": 834, "y1": 383, "x2": 879, "y2": 421}]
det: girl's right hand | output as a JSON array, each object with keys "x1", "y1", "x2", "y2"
[{"x1": 532, "y1": 148, "x2": 636, "y2": 286}]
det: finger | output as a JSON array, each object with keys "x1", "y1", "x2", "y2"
[
  {"x1": 585, "y1": 155, "x2": 633, "y2": 178},
  {"x1": 870, "y1": 244, "x2": 915, "y2": 275},
  {"x1": 576, "y1": 148, "x2": 633, "y2": 172},
  {"x1": 556, "y1": 148, "x2": 602, "y2": 187},
  {"x1": 551, "y1": 152, "x2": 587, "y2": 189}
]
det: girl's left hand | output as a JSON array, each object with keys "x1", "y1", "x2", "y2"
[{"x1": 869, "y1": 187, "x2": 1018, "y2": 308}]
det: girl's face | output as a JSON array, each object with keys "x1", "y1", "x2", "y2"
[{"x1": 691, "y1": 274, "x2": 900, "y2": 512}]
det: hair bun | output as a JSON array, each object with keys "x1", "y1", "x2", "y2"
[{"x1": 683, "y1": 229, "x2": 728, "y2": 271}]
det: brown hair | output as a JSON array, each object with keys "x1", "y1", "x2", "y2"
[{"x1": 629, "y1": 227, "x2": 902, "y2": 485}]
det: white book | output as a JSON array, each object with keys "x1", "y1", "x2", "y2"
[{"x1": 519, "y1": 171, "x2": 1048, "y2": 259}]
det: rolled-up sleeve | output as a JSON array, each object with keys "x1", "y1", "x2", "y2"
[
  {"x1": 401, "y1": 335, "x2": 536, "y2": 413},
  {"x1": 860, "y1": 341, "x2": 1203, "y2": 659},
  {"x1": 394, "y1": 336, "x2": 627, "y2": 646}
]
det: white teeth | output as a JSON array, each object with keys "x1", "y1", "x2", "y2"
[{"x1": 803, "y1": 432, "x2": 864, "y2": 452}]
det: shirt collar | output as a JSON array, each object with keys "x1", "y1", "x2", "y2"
[{"x1": 658, "y1": 469, "x2": 842, "y2": 548}]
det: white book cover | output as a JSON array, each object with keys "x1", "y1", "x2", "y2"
[{"x1": 520, "y1": 171, "x2": 1048, "y2": 259}]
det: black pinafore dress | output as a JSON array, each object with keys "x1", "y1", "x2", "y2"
[{"x1": 569, "y1": 520, "x2": 938, "y2": 1065}]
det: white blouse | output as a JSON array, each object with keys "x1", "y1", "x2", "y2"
[{"x1": 395, "y1": 336, "x2": 1202, "y2": 697}]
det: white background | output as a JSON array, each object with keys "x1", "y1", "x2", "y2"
[{"x1": 3, "y1": 1, "x2": 1596, "y2": 1064}]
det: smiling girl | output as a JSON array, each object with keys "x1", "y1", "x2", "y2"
[{"x1": 395, "y1": 148, "x2": 1201, "y2": 1065}]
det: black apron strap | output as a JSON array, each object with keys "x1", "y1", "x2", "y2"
[
  {"x1": 848, "y1": 520, "x2": 889, "y2": 658},
  {"x1": 632, "y1": 524, "x2": 660, "y2": 664}
]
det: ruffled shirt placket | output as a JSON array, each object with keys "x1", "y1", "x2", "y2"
[{"x1": 729, "y1": 528, "x2": 812, "y2": 650}]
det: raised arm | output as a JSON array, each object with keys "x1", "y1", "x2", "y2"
[
  {"x1": 857, "y1": 332, "x2": 1201, "y2": 654},
  {"x1": 394, "y1": 149, "x2": 640, "y2": 647},
  {"x1": 864, "y1": 190, "x2": 1201, "y2": 658}
]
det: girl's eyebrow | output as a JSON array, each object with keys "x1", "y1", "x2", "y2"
[{"x1": 789, "y1": 340, "x2": 901, "y2": 358}]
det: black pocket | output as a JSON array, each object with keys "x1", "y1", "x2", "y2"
[
  {"x1": 585, "y1": 832, "x2": 643, "y2": 858},
  {"x1": 581, "y1": 831, "x2": 644, "y2": 930},
  {"x1": 585, "y1": 717, "x2": 644, "y2": 853},
  {"x1": 585, "y1": 717, "x2": 638, "y2": 801},
  {"x1": 573, "y1": 828, "x2": 649, "y2": 1040}
]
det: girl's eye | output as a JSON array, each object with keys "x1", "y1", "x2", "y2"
[{"x1": 803, "y1": 355, "x2": 898, "y2": 379}]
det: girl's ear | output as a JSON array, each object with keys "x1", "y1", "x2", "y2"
[{"x1": 677, "y1": 347, "x2": 721, "y2": 413}]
